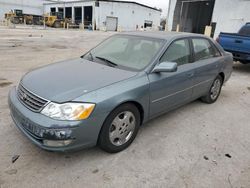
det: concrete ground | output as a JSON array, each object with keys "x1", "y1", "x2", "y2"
[{"x1": 0, "y1": 27, "x2": 250, "y2": 188}]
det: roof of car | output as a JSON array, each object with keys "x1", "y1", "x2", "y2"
[{"x1": 119, "y1": 31, "x2": 206, "y2": 40}]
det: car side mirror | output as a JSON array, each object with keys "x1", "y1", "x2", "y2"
[{"x1": 152, "y1": 62, "x2": 178, "y2": 73}]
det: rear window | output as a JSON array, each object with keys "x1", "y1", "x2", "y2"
[
  {"x1": 238, "y1": 25, "x2": 250, "y2": 36},
  {"x1": 192, "y1": 38, "x2": 221, "y2": 61}
]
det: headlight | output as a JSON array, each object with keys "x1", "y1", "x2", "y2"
[{"x1": 41, "y1": 102, "x2": 95, "y2": 120}]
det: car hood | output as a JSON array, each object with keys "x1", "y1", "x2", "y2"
[{"x1": 21, "y1": 58, "x2": 137, "y2": 103}]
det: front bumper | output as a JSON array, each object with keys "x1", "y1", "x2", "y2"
[{"x1": 8, "y1": 87, "x2": 107, "y2": 152}]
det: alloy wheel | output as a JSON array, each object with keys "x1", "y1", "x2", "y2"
[
  {"x1": 109, "y1": 111, "x2": 136, "y2": 146},
  {"x1": 210, "y1": 79, "x2": 222, "y2": 100}
]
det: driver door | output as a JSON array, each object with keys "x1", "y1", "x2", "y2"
[{"x1": 148, "y1": 38, "x2": 195, "y2": 118}]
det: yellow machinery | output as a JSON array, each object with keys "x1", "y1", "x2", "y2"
[
  {"x1": 5, "y1": 9, "x2": 42, "y2": 25},
  {"x1": 4, "y1": 11, "x2": 15, "y2": 20},
  {"x1": 5, "y1": 10, "x2": 72, "y2": 28},
  {"x1": 44, "y1": 12, "x2": 72, "y2": 28}
]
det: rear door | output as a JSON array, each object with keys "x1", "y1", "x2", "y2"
[
  {"x1": 190, "y1": 38, "x2": 223, "y2": 99},
  {"x1": 148, "y1": 38, "x2": 195, "y2": 117}
]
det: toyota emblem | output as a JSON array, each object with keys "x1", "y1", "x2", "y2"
[{"x1": 21, "y1": 92, "x2": 27, "y2": 100}]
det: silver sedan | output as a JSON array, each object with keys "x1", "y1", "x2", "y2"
[{"x1": 8, "y1": 32, "x2": 233, "y2": 153}]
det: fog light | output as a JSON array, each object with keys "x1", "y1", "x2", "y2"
[
  {"x1": 43, "y1": 129, "x2": 72, "y2": 140},
  {"x1": 43, "y1": 140, "x2": 73, "y2": 147}
]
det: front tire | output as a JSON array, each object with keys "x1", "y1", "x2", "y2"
[
  {"x1": 53, "y1": 21, "x2": 61, "y2": 28},
  {"x1": 201, "y1": 75, "x2": 223, "y2": 104},
  {"x1": 12, "y1": 17, "x2": 20, "y2": 24},
  {"x1": 98, "y1": 103, "x2": 140, "y2": 153}
]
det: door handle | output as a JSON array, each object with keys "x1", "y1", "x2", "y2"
[{"x1": 187, "y1": 73, "x2": 194, "y2": 78}]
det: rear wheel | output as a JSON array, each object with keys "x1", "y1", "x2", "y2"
[
  {"x1": 201, "y1": 75, "x2": 223, "y2": 104},
  {"x1": 98, "y1": 103, "x2": 140, "y2": 153}
]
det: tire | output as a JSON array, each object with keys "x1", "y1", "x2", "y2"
[
  {"x1": 98, "y1": 103, "x2": 141, "y2": 153},
  {"x1": 201, "y1": 75, "x2": 223, "y2": 104},
  {"x1": 12, "y1": 17, "x2": 20, "y2": 24},
  {"x1": 53, "y1": 21, "x2": 61, "y2": 28},
  {"x1": 26, "y1": 20, "x2": 32, "y2": 25}
]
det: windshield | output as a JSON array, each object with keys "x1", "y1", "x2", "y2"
[{"x1": 83, "y1": 35, "x2": 165, "y2": 71}]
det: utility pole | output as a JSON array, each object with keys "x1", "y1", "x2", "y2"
[{"x1": 166, "y1": 0, "x2": 172, "y2": 31}]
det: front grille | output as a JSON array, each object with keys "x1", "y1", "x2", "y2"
[{"x1": 17, "y1": 83, "x2": 49, "y2": 112}]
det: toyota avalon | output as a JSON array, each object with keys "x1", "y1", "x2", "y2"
[{"x1": 8, "y1": 32, "x2": 233, "y2": 153}]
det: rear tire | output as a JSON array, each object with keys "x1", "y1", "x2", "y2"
[
  {"x1": 98, "y1": 103, "x2": 140, "y2": 153},
  {"x1": 201, "y1": 75, "x2": 223, "y2": 104}
]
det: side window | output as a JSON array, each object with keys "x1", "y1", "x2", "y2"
[
  {"x1": 160, "y1": 39, "x2": 191, "y2": 66},
  {"x1": 192, "y1": 38, "x2": 220, "y2": 61}
]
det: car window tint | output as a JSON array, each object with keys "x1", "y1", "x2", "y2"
[
  {"x1": 192, "y1": 38, "x2": 219, "y2": 61},
  {"x1": 160, "y1": 39, "x2": 191, "y2": 66},
  {"x1": 212, "y1": 43, "x2": 221, "y2": 57}
]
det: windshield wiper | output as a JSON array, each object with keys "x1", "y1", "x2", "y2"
[{"x1": 95, "y1": 56, "x2": 118, "y2": 67}]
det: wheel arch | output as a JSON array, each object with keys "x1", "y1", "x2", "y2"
[
  {"x1": 219, "y1": 72, "x2": 225, "y2": 83},
  {"x1": 111, "y1": 101, "x2": 145, "y2": 125},
  {"x1": 97, "y1": 100, "x2": 145, "y2": 147}
]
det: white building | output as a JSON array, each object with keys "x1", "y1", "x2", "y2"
[
  {"x1": 0, "y1": 0, "x2": 50, "y2": 20},
  {"x1": 167, "y1": 0, "x2": 250, "y2": 38},
  {"x1": 43, "y1": 0, "x2": 161, "y2": 31}
]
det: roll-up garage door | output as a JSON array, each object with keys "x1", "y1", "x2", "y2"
[{"x1": 106, "y1": 17, "x2": 118, "y2": 31}]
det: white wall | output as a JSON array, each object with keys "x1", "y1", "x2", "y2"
[
  {"x1": 0, "y1": 0, "x2": 48, "y2": 20},
  {"x1": 212, "y1": 0, "x2": 250, "y2": 38},
  {"x1": 97, "y1": 1, "x2": 161, "y2": 31},
  {"x1": 44, "y1": 1, "x2": 161, "y2": 31},
  {"x1": 44, "y1": 1, "x2": 94, "y2": 23}
]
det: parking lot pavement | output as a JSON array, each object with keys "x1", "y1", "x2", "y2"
[{"x1": 0, "y1": 28, "x2": 250, "y2": 188}]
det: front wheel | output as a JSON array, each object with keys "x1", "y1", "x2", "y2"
[
  {"x1": 12, "y1": 17, "x2": 20, "y2": 24},
  {"x1": 201, "y1": 75, "x2": 223, "y2": 104},
  {"x1": 98, "y1": 103, "x2": 140, "y2": 153},
  {"x1": 53, "y1": 21, "x2": 61, "y2": 28}
]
